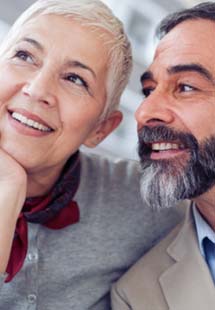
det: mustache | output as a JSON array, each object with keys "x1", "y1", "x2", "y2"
[{"x1": 138, "y1": 125, "x2": 199, "y2": 160}]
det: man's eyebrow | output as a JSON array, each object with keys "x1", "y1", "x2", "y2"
[
  {"x1": 65, "y1": 60, "x2": 96, "y2": 79},
  {"x1": 140, "y1": 71, "x2": 154, "y2": 84},
  {"x1": 168, "y1": 63, "x2": 214, "y2": 84}
]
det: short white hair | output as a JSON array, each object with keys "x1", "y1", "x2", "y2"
[{"x1": 1, "y1": 0, "x2": 132, "y2": 120}]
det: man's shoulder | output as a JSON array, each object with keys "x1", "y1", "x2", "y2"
[
  {"x1": 112, "y1": 204, "x2": 194, "y2": 300},
  {"x1": 113, "y1": 202, "x2": 188, "y2": 281},
  {"x1": 115, "y1": 201, "x2": 190, "y2": 287},
  {"x1": 117, "y1": 223, "x2": 181, "y2": 285},
  {"x1": 111, "y1": 223, "x2": 183, "y2": 309}
]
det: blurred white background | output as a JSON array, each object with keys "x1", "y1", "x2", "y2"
[{"x1": 0, "y1": 0, "x2": 209, "y2": 159}]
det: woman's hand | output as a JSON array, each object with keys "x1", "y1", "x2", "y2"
[{"x1": 0, "y1": 148, "x2": 27, "y2": 274}]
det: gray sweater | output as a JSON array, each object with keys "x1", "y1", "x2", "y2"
[{"x1": 0, "y1": 152, "x2": 184, "y2": 310}]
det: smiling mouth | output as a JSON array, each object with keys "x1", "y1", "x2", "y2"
[
  {"x1": 140, "y1": 141, "x2": 187, "y2": 160},
  {"x1": 151, "y1": 142, "x2": 186, "y2": 152},
  {"x1": 10, "y1": 111, "x2": 53, "y2": 132}
]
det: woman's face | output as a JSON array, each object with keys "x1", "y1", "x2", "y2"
[{"x1": 0, "y1": 14, "x2": 110, "y2": 174}]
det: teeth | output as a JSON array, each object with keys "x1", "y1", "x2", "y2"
[
  {"x1": 11, "y1": 112, "x2": 52, "y2": 132},
  {"x1": 152, "y1": 143, "x2": 161, "y2": 150},
  {"x1": 151, "y1": 143, "x2": 180, "y2": 151}
]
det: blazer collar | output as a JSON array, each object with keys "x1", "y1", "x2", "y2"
[{"x1": 159, "y1": 205, "x2": 215, "y2": 310}]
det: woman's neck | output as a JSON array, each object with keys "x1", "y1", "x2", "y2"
[{"x1": 26, "y1": 163, "x2": 65, "y2": 198}]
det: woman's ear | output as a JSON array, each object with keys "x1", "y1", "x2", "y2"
[{"x1": 84, "y1": 110, "x2": 123, "y2": 148}]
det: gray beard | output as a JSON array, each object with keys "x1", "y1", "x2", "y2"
[
  {"x1": 139, "y1": 158, "x2": 194, "y2": 209},
  {"x1": 138, "y1": 127, "x2": 215, "y2": 210}
]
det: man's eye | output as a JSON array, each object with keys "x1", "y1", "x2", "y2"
[
  {"x1": 179, "y1": 84, "x2": 195, "y2": 92},
  {"x1": 14, "y1": 50, "x2": 34, "y2": 63},
  {"x1": 65, "y1": 73, "x2": 88, "y2": 89},
  {"x1": 142, "y1": 87, "x2": 154, "y2": 98}
]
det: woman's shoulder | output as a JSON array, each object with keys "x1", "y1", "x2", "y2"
[{"x1": 79, "y1": 150, "x2": 140, "y2": 182}]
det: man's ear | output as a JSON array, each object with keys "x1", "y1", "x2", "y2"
[{"x1": 84, "y1": 110, "x2": 123, "y2": 148}]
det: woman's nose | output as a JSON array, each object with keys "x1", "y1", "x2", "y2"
[
  {"x1": 135, "y1": 93, "x2": 175, "y2": 129},
  {"x1": 22, "y1": 69, "x2": 57, "y2": 106}
]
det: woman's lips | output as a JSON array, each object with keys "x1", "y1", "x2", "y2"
[
  {"x1": 8, "y1": 108, "x2": 54, "y2": 131},
  {"x1": 11, "y1": 112, "x2": 52, "y2": 132},
  {"x1": 7, "y1": 109, "x2": 54, "y2": 137}
]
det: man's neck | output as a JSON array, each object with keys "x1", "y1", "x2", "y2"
[{"x1": 194, "y1": 189, "x2": 215, "y2": 230}]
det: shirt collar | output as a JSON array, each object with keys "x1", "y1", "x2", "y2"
[{"x1": 192, "y1": 204, "x2": 215, "y2": 257}]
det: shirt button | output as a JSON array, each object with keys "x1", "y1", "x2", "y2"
[
  {"x1": 28, "y1": 253, "x2": 38, "y2": 261},
  {"x1": 27, "y1": 294, "x2": 37, "y2": 304}
]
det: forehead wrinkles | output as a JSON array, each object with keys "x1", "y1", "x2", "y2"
[
  {"x1": 154, "y1": 19, "x2": 215, "y2": 62},
  {"x1": 3, "y1": 14, "x2": 112, "y2": 58},
  {"x1": 151, "y1": 42, "x2": 212, "y2": 80},
  {"x1": 23, "y1": 22, "x2": 109, "y2": 77},
  {"x1": 154, "y1": 35, "x2": 194, "y2": 63}
]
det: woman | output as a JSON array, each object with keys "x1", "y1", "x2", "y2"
[{"x1": 0, "y1": 0, "x2": 183, "y2": 309}]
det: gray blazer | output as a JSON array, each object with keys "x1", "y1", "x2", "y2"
[{"x1": 111, "y1": 204, "x2": 215, "y2": 310}]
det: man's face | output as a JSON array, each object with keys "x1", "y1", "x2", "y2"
[
  {"x1": 136, "y1": 19, "x2": 215, "y2": 208},
  {"x1": 0, "y1": 14, "x2": 112, "y2": 176}
]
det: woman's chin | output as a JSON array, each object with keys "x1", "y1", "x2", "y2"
[{"x1": 0, "y1": 143, "x2": 40, "y2": 171}]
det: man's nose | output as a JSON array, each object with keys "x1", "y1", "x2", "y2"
[
  {"x1": 135, "y1": 92, "x2": 175, "y2": 128},
  {"x1": 22, "y1": 69, "x2": 57, "y2": 106}
]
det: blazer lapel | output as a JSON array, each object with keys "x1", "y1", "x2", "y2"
[{"x1": 159, "y1": 207, "x2": 215, "y2": 310}]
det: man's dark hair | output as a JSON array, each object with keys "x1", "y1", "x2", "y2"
[{"x1": 156, "y1": 1, "x2": 215, "y2": 39}]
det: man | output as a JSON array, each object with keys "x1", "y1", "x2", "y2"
[
  {"x1": 112, "y1": 2, "x2": 215, "y2": 309},
  {"x1": 0, "y1": 0, "x2": 184, "y2": 309}
]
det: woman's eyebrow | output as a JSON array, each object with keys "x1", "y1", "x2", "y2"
[
  {"x1": 17, "y1": 37, "x2": 97, "y2": 80},
  {"x1": 18, "y1": 37, "x2": 44, "y2": 51},
  {"x1": 65, "y1": 60, "x2": 96, "y2": 80}
]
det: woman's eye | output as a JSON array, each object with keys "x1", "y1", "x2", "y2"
[
  {"x1": 14, "y1": 50, "x2": 34, "y2": 63},
  {"x1": 65, "y1": 73, "x2": 88, "y2": 89},
  {"x1": 142, "y1": 87, "x2": 154, "y2": 98}
]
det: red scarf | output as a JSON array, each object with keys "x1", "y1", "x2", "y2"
[{"x1": 5, "y1": 151, "x2": 80, "y2": 283}]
